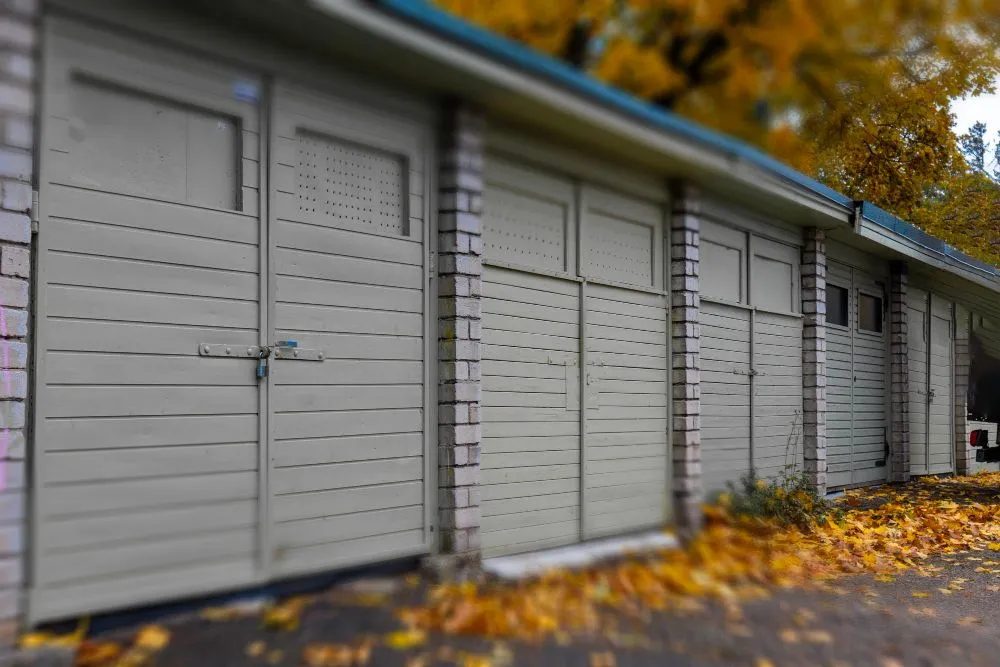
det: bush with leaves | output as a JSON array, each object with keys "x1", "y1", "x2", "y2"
[{"x1": 722, "y1": 470, "x2": 842, "y2": 530}]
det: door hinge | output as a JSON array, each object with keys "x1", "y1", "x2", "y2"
[{"x1": 30, "y1": 190, "x2": 39, "y2": 234}]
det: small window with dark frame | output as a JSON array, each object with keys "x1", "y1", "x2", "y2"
[
  {"x1": 859, "y1": 292, "x2": 884, "y2": 333},
  {"x1": 826, "y1": 285, "x2": 849, "y2": 327}
]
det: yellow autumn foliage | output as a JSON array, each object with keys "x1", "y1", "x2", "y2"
[{"x1": 438, "y1": 0, "x2": 1000, "y2": 266}]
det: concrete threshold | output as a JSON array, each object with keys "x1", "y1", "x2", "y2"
[{"x1": 483, "y1": 531, "x2": 679, "y2": 580}]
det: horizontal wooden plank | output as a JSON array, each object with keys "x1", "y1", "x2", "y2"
[
  {"x1": 481, "y1": 413, "x2": 579, "y2": 435},
  {"x1": 484, "y1": 329, "x2": 578, "y2": 354},
  {"x1": 483, "y1": 366, "x2": 567, "y2": 387},
  {"x1": 45, "y1": 386, "x2": 257, "y2": 418},
  {"x1": 274, "y1": 433, "x2": 421, "y2": 467},
  {"x1": 584, "y1": 296, "x2": 666, "y2": 321},
  {"x1": 482, "y1": 463, "x2": 579, "y2": 485},
  {"x1": 48, "y1": 252, "x2": 258, "y2": 301},
  {"x1": 49, "y1": 183, "x2": 259, "y2": 244},
  {"x1": 484, "y1": 375, "x2": 566, "y2": 393},
  {"x1": 481, "y1": 491, "x2": 579, "y2": 517},
  {"x1": 483, "y1": 269, "x2": 579, "y2": 299},
  {"x1": 47, "y1": 218, "x2": 257, "y2": 273},
  {"x1": 276, "y1": 302, "x2": 421, "y2": 337},
  {"x1": 275, "y1": 219, "x2": 422, "y2": 265},
  {"x1": 588, "y1": 338, "x2": 666, "y2": 359},
  {"x1": 485, "y1": 312, "x2": 578, "y2": 338},
  {"x1": 481, "y1": 477, "x2": 578, "y2": 502},
  {"x1": 274, "y1": 385, "x2": 421, "y2": 412},
  {"x1": 588, "y1": 405, "x2": 667, "y2": 421},
  {"x1": 44, "y1": 320, "x2": 258, "y2": 356},
  {"x1": 277, "y1": 275, "x2": 422, "y2": 313},
  {"x1": 274, "y1": 528, "x2": 425, "y2": 577},
  {"x1": 482, "y1": 435, "x2": 580, "y2": 454},
  {"x1": 43, "y1": 353, "x2": 259, "y2": 386},
  {"x1": 276, "y1": 248, "x2": 421, "y2": 289},
  {"x1": 586, "y1": 505, "x2": 666, "y2": 536},
  {"x1": 586, "y1": 309, "x2": 666, "y2": 334},
  {"x1": 274, "y1": 359, "x2": 422, "y2": 385},
  {"x1": 47, "y1": 285, "x2": 257, "y2": 329},
  {"x1": 47, "y1": 442, "x2": 257, "y2": 484},
  {"x1": 42, "y1": 471, "x2": 257, "y2": 517},
  {"x1": 271, "y1": 456, "x2": 422, "y2": 495},
  {"x1": 482, "y1": 391, "x2": 567, "y2": 409},
  {"x1": 275, "y1": 505, "x2": 422, "y2": 549},
  {"x1": 273, "y1": 408, "x2": 422, "y2": 439},
  {"x1": 484, "y1": 297, "x2": 579, "y2": 325},
  {"x1": 482, "y1": 449, "x2": 578, "y2": 470},
  {"x1": 482, "y1": 520, "x2": 579, "y2": 555},
  {"x1": 484, "y1": 506, "x2": 579, "y2": 532},
  {"x1": 43, "y1": 414, "x2": 257, "y2": 451},
  {"x1": 587, "y1": 456, "x2": 667, "y2": 477},
  {"x1": 586, "y1": 418, "x2": 668, "y2": 434},
  {"x1": 273, "y1": 481, "x2": 423, "y2": 523},
  {"x1": 40, "y1": 499, "x2": 255, "y2": 551},
  {"x1": 40, "y1": 529, "x2": 254, "y2": 585}
]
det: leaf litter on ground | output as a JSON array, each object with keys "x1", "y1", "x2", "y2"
[{"x1": 397, "y1": 472, "x2": 1000, "y2": 641}]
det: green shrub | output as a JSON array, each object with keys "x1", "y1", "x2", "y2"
[{"x1": 723, "y1": 471, "x2": 843, "y2": 529}]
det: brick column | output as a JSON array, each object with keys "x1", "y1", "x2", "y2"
[
  {"x1": 433, "y1": 104, "x2": 483, "y2": 574},
  {"x1": 0, "y1": 0, "x2": 36, "y2": 650},
  {"x1": 669, "y1": 183, "x2": 702, "y2": 536},
  {"x1": 888, "y1": 261, "x2": 910, "y2": 482},
  {"x1": 954, "y1": 304, "x2": 971, "y2": 475},
  {"x1": 801, "y1": 229, "x2": 827, "y2": 495}
]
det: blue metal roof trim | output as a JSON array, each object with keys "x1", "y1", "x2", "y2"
[
  {"x1": 374, "y1": 0, "x2": 853, "y2": 208},
  {"x1": 860, "y1": 201, "x2": 999, "y2": 277}
]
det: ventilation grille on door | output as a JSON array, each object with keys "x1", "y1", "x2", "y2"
[{"x1": 296, "y1": 131, "x2": 406, "y2": 235}]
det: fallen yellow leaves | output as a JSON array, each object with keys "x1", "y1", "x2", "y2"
[
  {"x1": 399, "y1": 472, "x2": 1000, "y2": 642},
  {"x1": 262, "y1": 596, "x2": 309, "y2": 632},
  {"x1": 302, "y1": 640, "x2": 374, "y2": 666},
  {"x1": 589, "y1": 650, "x2": 617, "y2": 667},
  {"x1": 385, "y1": 629, "x2": 427, "y2": 650}
]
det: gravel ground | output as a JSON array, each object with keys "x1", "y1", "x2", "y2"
[{"x1": 80, "y1": 552, "x2": 1000, "y2": 667}]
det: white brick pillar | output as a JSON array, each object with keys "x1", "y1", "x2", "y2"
[
  {"x1": 888, "y1": 261, "x2": 910, "y2": 482},
  {"x1": 0, "y1": 0, "x2": 35, "y2": 650},
  {"x1": 434, "y1": 104, "x2": 483, "y2": 569},
  {"x1": 669, "y1": 183, "x2": 702, "y2": 536},
  {"x1": 801, "y1": 228, "x2": 827, "y2": 494},
  {"x1": 954, "y1": 304, "x2": 971, "y2": 475}
]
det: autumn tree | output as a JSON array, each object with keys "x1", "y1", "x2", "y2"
[{"x1": 439, "y1": 0, "x2": 1000, "y2": 261}]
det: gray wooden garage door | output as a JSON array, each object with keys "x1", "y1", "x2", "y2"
[
  {"x1": 267, "y1": 83, "x2": 431, "y2": 577},
  {"x1": 700, "y1": 220, "x2": 802, "y2": 494},
  {"x1": 480, "y1": 158, "x2": 669, "y2": 557},
  {"x1": 826, "y1": 260, "x2": 888, "y2": 489},
  {"x1": 31, "y1": 24, "x2": 430, "y2": 622},
  {"x1": 908, "y1": 288, "x2": 954, "y2": 475},
  {"x1": 579, "y1": 188, "x2": 669, "y2": 540},
  {"x1": 480, "y1": 159, "x2": 581, "y2": 556}
]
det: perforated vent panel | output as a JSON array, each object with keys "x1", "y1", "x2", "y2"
[
  {"x1": 483, "y1": 185, "x2": 567, "y2": 272},
  {"x1": 585, "y1": 211, "x2": 653, "y2": 285},
  {"x1": 296, "y1": 131, "x2": 406, "y2": 234}
]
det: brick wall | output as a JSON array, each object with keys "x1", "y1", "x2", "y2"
[
  {"x1": 801, "y1": 228, "x2": 827, "y2": 494},
  {"x1": 888, "y1": 261, "x2": 910, "y2": 482},
  {"x1": 669, "y1": 183, "x2": 702, "y2": 536},
  {"x1": 954, "y1": 304, "x2": 970, "y2": 475},
  {"x1": 435, "y1": 104, "x2": 483, "y2": 568},
  {"x1": 0, "y1": 0, "x2": 35, "y2": 650}
]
